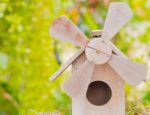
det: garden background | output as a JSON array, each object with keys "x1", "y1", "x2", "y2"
[{"x1": 0, "y1": 0, "x2": 150, "y2": 115}]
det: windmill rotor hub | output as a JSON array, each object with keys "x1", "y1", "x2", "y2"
[{"x1": 85, "y1": 38, "x2": 112, "y2": 65}]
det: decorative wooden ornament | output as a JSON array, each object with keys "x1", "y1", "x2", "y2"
[{"x1": 49, "y1": 2, "x2": 147, "y2": 115}]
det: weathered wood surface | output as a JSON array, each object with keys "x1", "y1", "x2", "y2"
[
  {"x1": 50, "y1": 16, "x2": 89, "y2": 47},
  {"x1": 102, "y1": 2, "x2": 133, "y2": 40},
  {"x1": 109, "y1": 54, "x2": 147, "y2": 85},
  {"x1": 49, "y1": 48, "x2": 85, "y2": 81},
  {"x1": 63, "y1": 52, "x2": 125, "y2": 115},
  {"x1": 85, "y1": 38, "x2": 112, "y2": 65},
  {"x1": 63, "y1": 54, "x2": 94, "y2": 97}
]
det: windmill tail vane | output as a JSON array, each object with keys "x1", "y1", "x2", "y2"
[{"x1": 49, "y1": 2, "x2": 147, "y2": 86}]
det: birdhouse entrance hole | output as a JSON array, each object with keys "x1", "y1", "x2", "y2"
[{"x1": 86, "y1": 81, "x2": 112, "y2": 106}]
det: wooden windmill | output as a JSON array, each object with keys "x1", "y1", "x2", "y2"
[{"x1": 49, "y1": 2, "x2": 147, "y2": 115}]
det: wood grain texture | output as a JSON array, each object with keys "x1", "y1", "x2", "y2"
[
  {"x1": 64, "y1": 63, "x2": 125, "y2": 115},
  {"x1": 50, "y1": 16, "x2": 89, "y2": 47},
  {"x1": 109, "y1": 54, "x2": 147, "y2": 85},
  {"x1": 85, "y1": 38, "x2": 112, "y2": 65},
  {"x1": 63, "y1": 59, "x2": 94, "y2": 97},
  {"x1": 49, "y1": 48, "x2": 85, "y2": 81}
]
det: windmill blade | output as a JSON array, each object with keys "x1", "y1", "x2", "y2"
[
  {"x1": 102, "y1": 2, "x2": 133, "y2": 40},
  {"x1": 108, "y1": 54, "x2": 147, "y2": 86},
  {"x1": 110, "y1": 42, "x2": 128, "y2": 59},
  {"x1": 49, "y1": 48, "x2": 85, "y2": 81},
  {"x1": 50, "y1": 16, "x2": 89, "y2": 47},
  {"x1": 63, "y1": 60, "x2": 94, "y2": 97}
]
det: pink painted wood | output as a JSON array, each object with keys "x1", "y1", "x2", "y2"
[{"x1": 50, "y1": 16, "x2": 89, "y2": 47}]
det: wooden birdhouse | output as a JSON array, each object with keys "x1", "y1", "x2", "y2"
[{"x1": 49, "y1": 2, "x2": 147, "y2": 115}]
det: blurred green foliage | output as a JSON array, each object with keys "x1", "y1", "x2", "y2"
[{"x1": 0, "y1": 0, "x2": 150, "y2": 115}]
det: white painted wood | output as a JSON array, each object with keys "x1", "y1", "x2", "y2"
[
  {"x1": 72, "y1": 51, "x2": 86, "y2": 73},
  {"x1": 85, "y1": 38, "x2": 112, "y2": 65},
  {"x1": 50, "y1": 16, "x2": 89, "y2": 47},
  {"x1": 109, "y1": 54, "x2": 147, "y2": 85},
  {"x1": 64, "y1": 63, "x2": 125, "y2": 115},
  {"x1": 90, "y1": 30, "x2": 128, "y2": 59},
  {"x1": 102, "y1": 2, "x2": 133, "y2": 40},
  {"x1": 110, "y1": 42, "x2": 128, "y2": 58},
  {"x1": 49, "y1": 48, "x2": 85, "y2": 81},
  {"x1": 63, "y1": 60, "x2": 94, "y2": 97}
]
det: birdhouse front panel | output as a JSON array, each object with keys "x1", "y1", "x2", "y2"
[{"x1": 63, "y1": 53, "x2": 125, "y2": 115}]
